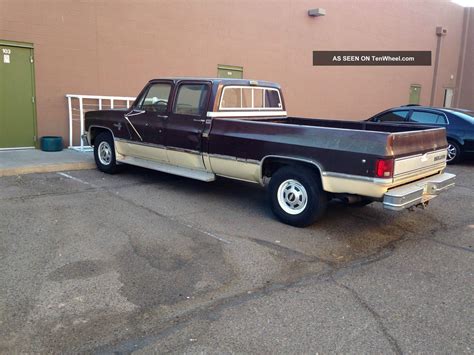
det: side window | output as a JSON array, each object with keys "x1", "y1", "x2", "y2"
[
  {"x1": 138, "y1": 83, "x2": 171, "y2": 113},
  {"x1": 173, "y1": 84, "x2": 209, "y2": 116},
  {"x1": 410, "y1": 111, "x2": 447, "y2": 124},
  {"x1": 376, "y1": 110, "x2": 409, "y2": 122}
]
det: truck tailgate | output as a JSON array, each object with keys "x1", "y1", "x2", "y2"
[{"x1": 390, "y1": 128, "x2": 447, "y2": 184}]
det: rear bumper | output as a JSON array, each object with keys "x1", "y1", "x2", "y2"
[{"x1": 383, "y1": 172, "x2": 455, "y2": 211}]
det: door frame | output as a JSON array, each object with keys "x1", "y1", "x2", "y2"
[
  {"x1": 0, "y1": 39, "x2": 38, "y2": 149},
  {"x1": 408, "y1": 84, "x2": 421, "y2": 105},
  {"x1": 165, "y1": 80, "x2": 212, "y2": 170},
  {"x1": 217, "y1": 64, "x2": 243, "y2": 79},
  {"x1": 443, "y1": 87, "x2": 454, "y2": 108}
]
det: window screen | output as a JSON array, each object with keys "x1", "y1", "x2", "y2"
[
  {"x1": 410, "y1": 111, "x2": 447, "y2": 124},
  {"x1": 220, "y1": 86, "x2": 282, "y2": 110},
  {"x1": 376, "y1": 110, "x2": 408, "y2": 122},
  {"x1": 173, "y1": 84, "x2": 209, "y2": 116},
  {"x1": 139, "y1": 83, "x2": 171, "y2": 113}
]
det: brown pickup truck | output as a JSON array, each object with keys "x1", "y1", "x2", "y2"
[{"x1": 84, "y1": 78, "x2": 455, "y2": 227}]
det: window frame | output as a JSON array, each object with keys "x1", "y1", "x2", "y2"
[
  {"x1": 408, "y1": 110, "x2": 449, "y2": 125},
  {"x1": 218, "y1": 85, "x2": 283, "y2": 111},
  {"x1": 135, "y1": 81, "x2": 173, "y2": 113},
  {"x1": 375, "y1": 110, "x2": 410, "y2": 123},
  {"x1": 172, "y1": 81, "x2": 212, "y2": 117}
]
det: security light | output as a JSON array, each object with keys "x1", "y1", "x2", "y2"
[{"x1": 308, "y1": 8, "x2": 326, "y2": 17}]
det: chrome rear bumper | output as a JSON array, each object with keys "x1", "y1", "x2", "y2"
[{"x1": 383, "y1": 172, "x2": 455, "y2": 211}]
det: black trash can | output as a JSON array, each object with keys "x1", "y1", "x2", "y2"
[{"x1": 40, "y1": 136, "x2": 63, "y2": 152}]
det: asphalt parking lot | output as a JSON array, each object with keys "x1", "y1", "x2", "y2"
[{"x1": 0, "y1": 160, "x2": 472, "y2": 353}]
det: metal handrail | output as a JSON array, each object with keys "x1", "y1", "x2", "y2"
[{"x1": 66, "y1": 94, "x2": 135, "y2": 151}]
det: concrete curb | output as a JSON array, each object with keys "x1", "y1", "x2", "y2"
[{"x1": 0, "y1": 162, "x2": 96, "y2": 177}]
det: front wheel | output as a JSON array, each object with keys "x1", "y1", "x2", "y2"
[
  {"x1": 93, "y1": 132, "x2": 119, "y2": 174},
  {"x1": 268, "y1": 166, "x2": 327, "y2": 227}
]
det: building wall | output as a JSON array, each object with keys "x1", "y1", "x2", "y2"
[
  {"x1": 458, "y1": 8, "x2": 474, "y2": 110},
  {"x1": 0, "y1": 0, "x2": 468, "y2": 145}
]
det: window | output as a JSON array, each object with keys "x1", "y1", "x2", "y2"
[
  {"x1": 139, "y1": 83, "x2": 171, "y2": 113},
  {"x1": 449, "y1": 110, "x2": 474, "y2": 125},
  {"x1": 220, "y1": 86, "x2": 282, "y2": 110},
  {"x1": 376, "y1": 110, "x2": 409, "y2": 122},
  {"x1": 173, "y1": 84, "x2": 209, "y2": 116},
  {"x1": 410, "y1": 111, "x2": 447, "y2": 125}
]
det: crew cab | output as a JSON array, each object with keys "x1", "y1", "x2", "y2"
[{"x1": 84, "y1": 78, "x2": 455, "y2": 227}]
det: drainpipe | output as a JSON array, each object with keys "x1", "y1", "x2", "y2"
[
  {"x1": 430, "y1": 26, "x2": 447, "y2": 106},
  {"x1": 454, "y1": 8, "x2": 470, "y2": 108}
]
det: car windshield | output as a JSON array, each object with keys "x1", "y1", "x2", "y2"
[{"x1": 445, "y1": 109, "x2": 474, "y2": 124}]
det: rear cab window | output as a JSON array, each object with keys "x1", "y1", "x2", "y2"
[{"x1": 219, "y1": 86, "x2": 283, "y2": 111}]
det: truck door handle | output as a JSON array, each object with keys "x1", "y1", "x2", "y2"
[
  {"x1": 157, "y1": 115, "x2": 168, "y2": 119},
  {"x1": 193, "y1": 118, "x2": 205, "y2": 123}
]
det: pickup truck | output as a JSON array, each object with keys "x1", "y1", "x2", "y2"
[{"x1": 84, "y1": 78, "x2": 455, "y2": 227}]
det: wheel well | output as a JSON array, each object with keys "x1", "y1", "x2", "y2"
[
  {"x1": 447, "y1": 137, "x2": 462, "y2": 146},
  {"x1": 261, "y1": 157, "x2": 323, "y2": 182},
  {"x1": 89, "y1": 127, "x2": 112, "y2": 146}
]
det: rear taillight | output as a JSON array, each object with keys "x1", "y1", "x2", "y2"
[{"x1": 375, "y1": 159, "x2": 394, "y2": 178}]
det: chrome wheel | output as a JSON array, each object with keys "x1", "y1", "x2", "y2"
[
  {"x1": 98, "y1": 141, "x2": 112, "y2": 165},
  {"x1": 447, "y1": 143, "x2": 457, "y2": 162},
  {"x1": 277, "y1": 179, "x2": 308, "y2": 215}
]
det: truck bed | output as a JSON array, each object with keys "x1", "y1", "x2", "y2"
[
  {"x1": 207, "y1": 116, "x2": 448, "y2": 184},
  {"x1": 253, "y1": 116, "x2": 432, "y2": 133}
]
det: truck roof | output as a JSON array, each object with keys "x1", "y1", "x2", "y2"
[{"x1": 148, "y1": 77, "x2": 281, "y2": 89}]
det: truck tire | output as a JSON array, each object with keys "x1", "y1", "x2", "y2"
[
  {"x1": 93, "y1": 132, "x2": 119, "y2": 174},
  {"x1": 268, "y1": 166, "x2": 327, "y2": 227},
  {"x1": 446, "y1": 140, "x2": 462, "y2": 164}
]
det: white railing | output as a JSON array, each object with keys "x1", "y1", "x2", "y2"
[{"x1": 66, "y1": 94, "x2": 136, "y2": 151}]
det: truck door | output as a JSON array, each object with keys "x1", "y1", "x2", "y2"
[
  {"x1": 165, "y1": 82, "x2": 210, "y2": 170},
  {"x1": 124, "y1": 81, "x2": 172, "y2": 162}
]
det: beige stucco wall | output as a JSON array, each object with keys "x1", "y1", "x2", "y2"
[
  {"x1": 0, "y1": 0, "x2": 469, "y2": 145},
  {"x1": 458, "y1": 8, "x2": 474, "y2": 110}
]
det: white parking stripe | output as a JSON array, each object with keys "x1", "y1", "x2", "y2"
[
  {"x1": 57, "y1": 172, "x2": 98, "y2": 188},
  {"x1": 182, "y1": 222, "x2": 231, "y2": 244},
  {"x1": 56, "y1": 172, "x2": 230, "y2": 244}
]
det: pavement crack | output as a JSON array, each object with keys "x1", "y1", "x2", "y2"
[
  {"x1": 92, "y1": 269, "x2": 334, "y2": 354},
  {"x1": 332, "y1": 279, "x2": 403, "y2": 355},
  {"x1": 0, "y1": 187, "x2": 98, "y2": 202},
  {"x1": 426, "y1": 238, "x2": 473, "y2": 253},
  {"x1": 101, "y1": 187, "x2": 231, "y2": 244},
  {"x1": 246, "y1": 236, "x2": 335, "y2": 266}
]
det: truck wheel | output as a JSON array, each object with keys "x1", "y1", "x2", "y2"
[
  {"x1": 268, "y1": 166, "x2": 327, "y2": 227},
  {"x1": 94, "y1": 132, "x2": 119, "y2": 174},
  {"x1": 446, "y1": 140, "x2": 461, "y2": 164}
]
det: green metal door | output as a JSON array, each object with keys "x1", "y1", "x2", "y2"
[
  {"x1": 409, "y1": 84, "x2": 421, "y2": 105},
  {"x1": 217, "y1": 65, "x2": 243, "y2": 79},
  {"x1": 0, "y1": 41, "x2": 36, "y2": 148}
]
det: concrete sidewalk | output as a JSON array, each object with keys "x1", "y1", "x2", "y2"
[{"x1": 0, "y1": 149, "x2": 95, "y2": 177}]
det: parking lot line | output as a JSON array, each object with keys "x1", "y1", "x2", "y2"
[{"x1": 57, "y1": 172, "x2": 98, "y2": 188}]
